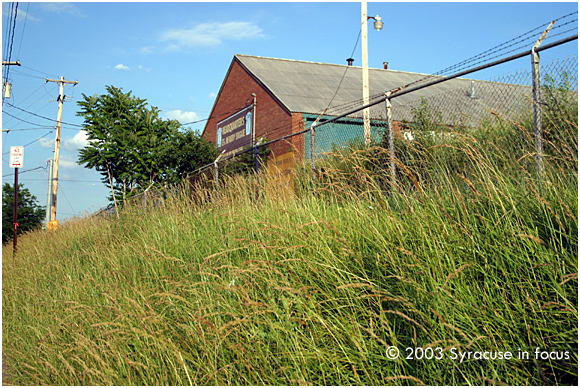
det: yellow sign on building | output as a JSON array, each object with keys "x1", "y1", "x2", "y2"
[{"x1": 267, "y1": 151, "x2": 295, "y2": 197}]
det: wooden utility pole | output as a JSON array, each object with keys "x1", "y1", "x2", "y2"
[
  {"x1": 46, "y1": 76, "x2": 78, "y2": 230},
  {"x1": 361, "y1": 2, "x2": 382, "y2": 146},
  {"x1": 361, "y1": 1, "x2": 370, "y2": 145},
  {"x1": 2, "y1": 61, "x2": 21, "y2": 98}
]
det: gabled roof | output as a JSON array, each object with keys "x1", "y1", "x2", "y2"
[{"x1": 234, "y1": 54, "x2": 532, "y2": 125}]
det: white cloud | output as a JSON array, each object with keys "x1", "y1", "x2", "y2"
[
  {"x1": 114, "y1": 64, "x2": 131, "y2": 71},
  {"x1": 59, "y1": 158, "x2": 81, "y2": 169},
  {"x1": 209, "y1": 92, "x2": 217, "y2": 100},
  {"x1": 140, "y1": 46, "x2": 154, "y2": 55},
  {"x1": 38, "y1": 3, "x2": 84, "y2": 17},
  {"x1": 160, "y1": 21, "x2": 264, "y2": 49},
  {"x1": 39, "y1": 131, "x2": 89, "y2": 151},
  {"x1": 39, "y1": 137, "x2": 53, "y2": 149},
  {"x1": 62, "y1": 131, "x2": 89, "y2": 151},
  {"x1": 165, "y1": 110, "x2": 200, "y2": 123}
]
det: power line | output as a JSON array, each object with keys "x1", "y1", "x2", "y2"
[
  {"x1": 15, "y1": 2, "x2": 29, "y2": 60},
  {"x1": 177, "y1": 104, "x2": 260, "y2": 126},
  {"x1": 2, "y1": 110, "x2": 54, "y2": 128},
  {"x1": 323, "y1": 29, "x2": 362, "y2": 114},
  {"x1": 3, "y1": 2, "x2": 15, "y2": 79},
  {"x1": 2, "y1": 2, "x2": 19, "y2": 88},
  {"x1": 2, "y1": 165, "x2": 46, "y2": 178},
  {"x1": 59, "y1": 184, "x2": 76, "y2": 216},
  {"x1": 2, "y1": 131, "x2": 54, "y2": 155},
  {"x1": 9, "y1": 68, "x2": 46, "y2": 80},
  {"x1": 18, "y1": 65, "x2": 60, "y2": 80},
  {"x1": 2, "y1": 110, "x2": 57, "y2": 128},
  {"x1": 18, "y1": 178, "x2": 102, "y2": 183},
  {"x1": 3, "y1": 101, "x2": 83, "y2": 127},
  {"x1": 4, "y1": 126, "x2": 55, "y2": 131}
]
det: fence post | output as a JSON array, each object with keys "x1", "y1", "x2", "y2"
[
  {"x1": 254, "y1": 144, "x2": 261, "y2": 200},
  {"x1": 213, "y1": 150, "x2": 225, "y2": 203},
  {"x1": 213, "y1": 161, "x2": 219, "y2": 202},
  {"x1": 385, "y1": 93, "x2": 396, "y2": 187},
  {"x1": 310, "y1": 123, "x2": 317, "y2": 179},
  {"x1": 531, "y1": 21, "x2": 554, "y2": 182},
  {"x1": 532, "y1": 48, "x2": 545, "y2": 181}
]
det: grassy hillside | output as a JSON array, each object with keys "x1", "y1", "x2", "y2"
[{"x1": 2, "y1": 111, "x2": 577, "y2": 385}]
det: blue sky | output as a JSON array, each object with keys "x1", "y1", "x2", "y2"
[{"x1": 2, "y1": 1, "x2": 578, "y2": 221}]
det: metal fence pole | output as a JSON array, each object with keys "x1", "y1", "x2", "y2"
[
  {"x1": 310, "y1": 124, "x2": 317, "y2": 179},
  {"x1": 532, "y1": 48, "x2": 545, "y2": 181},
  {"x1": 254, "y1": 144, "x2": 261, "y2": 200},
  {"x1": 385, "y1": 94, "x2": 396, "y2": 187},
  {"x1": 213, "y1": 151, "x2": 225, "y2": 203},
  {"x1": 531, "y1": 21, "x2": 554, "y2": 182},
  {"x1": 213, "y1": 161, "x2": 219, "y2": 202}
]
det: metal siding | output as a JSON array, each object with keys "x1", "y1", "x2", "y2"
[{"x1": 235, "y1": 55, "x2": 533, "y2": 126}]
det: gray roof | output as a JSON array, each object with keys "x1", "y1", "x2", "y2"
[{"x1": 235, "y1": 54, "x2": 533, "y2": 126}]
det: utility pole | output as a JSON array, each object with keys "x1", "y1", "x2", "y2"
[
  {"x1": 361, "y1": 2, "x2": 382, "y2": 146},
  {"x1": 45, "y1": 159, "x2": 53, "y2": 227},
  {"x1": 361, "y1": 2, "x2": 370, "y2": 145},
  {"x1": 46, "y1": 76, "x2": 78, "y2": 230},
  {"x1": 2, "y1": 60, "x2": 20, "y2": 99}
]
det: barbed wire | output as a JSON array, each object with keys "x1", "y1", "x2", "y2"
[{"x1": 320, "y1": 13, "x2": 577, "y2": 121}]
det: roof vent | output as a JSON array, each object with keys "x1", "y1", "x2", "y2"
[{"x1": 346, "y1": 58, "x2": 354, "y2": 66}]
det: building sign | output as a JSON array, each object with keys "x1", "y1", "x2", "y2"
[
  {"x1": 267, "y1": 151, "x2": 295, "y2": 196},
  {"x1": 217, "y1": 105, "x2": 254, "y2": 157},
  {"x1": 9, "y1": 146, "x2": 24, "y2": 168}
]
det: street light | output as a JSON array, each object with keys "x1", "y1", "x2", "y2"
[
  {"x1": 361, "y1": 2, "x2": 382, "y2": 146},
  {"x1": 371, "y1": 15, "x2": 383, "y2": 31}
]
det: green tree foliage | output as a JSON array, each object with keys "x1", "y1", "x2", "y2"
[
  {"x1": 2, "y1": 183, "x2": 45, "y2": 244},
  {"x1": 222, "y1": 141, "x2": 271, "y2": 176},
  {"x1": 161, "y1": 129, "x2": 218, "y2": 182},
  {"x1": 76, "y1": 86, "x2": 218, "y2": 200}
]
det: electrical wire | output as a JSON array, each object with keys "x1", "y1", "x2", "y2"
[
  {"x1": 2, "y1": 131, "x2": 54, "y2": 155},
  {"x1": 2, "y1": 165, "x2": 46, "y2": 177},
  {"x1": 19, "y1": 65, "x2": 61, "y2": 80},
  {"x1": 6, "y1": 126, "x2": 55, "y2": 131},
  {"x1": 2, "y1": 2, "x2": 18, "y2": 92},
  {"x1": 363, "y1": 12, "x2": 578, "y2": 101},
  {"x1": 3, "y1": 101, "x2": 84, "y2": 127},
  {"x1": 177, "y1": 103, "x2": 263, "y2": 127},
  {"x1": 3, "y1": 2, "x2": 15, "y2": 80},
  {"x1": 323, "y1": 29, "x2": 362, "y2": 113},
  {"x1": 58, "y1": 184, "x2": 77, "y2": 216},
  {"x1": 15, "y1": 2, "x2": 29, "y2": 60},
  {"x1": 2, "y1": 110, "x2": 54, "y2": 127}
]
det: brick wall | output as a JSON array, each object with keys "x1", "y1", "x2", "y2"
[{"x1": 203, "y1": 59, "x2": 302, "y2": 159}]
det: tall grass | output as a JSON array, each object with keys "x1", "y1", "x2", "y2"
[{"x1": 3, "y1": 107, "x2": 577, "y2": 385}]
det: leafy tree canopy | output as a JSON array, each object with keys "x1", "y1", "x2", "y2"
[
  {"x1": 2, "y1": 183, "x2": 45, "y2": 244},
  {"x1": 76, "y1": 86, "x2": 217, "y2": 201}
]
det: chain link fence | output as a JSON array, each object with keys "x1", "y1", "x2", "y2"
[
  {"x1": 92, "y1": 51, "x2": 577, "y2": 216},
  {"x1": 312, "y1": 55, "x2": 577, "y2": 159}
]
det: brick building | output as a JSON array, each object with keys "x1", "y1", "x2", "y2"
[{"x1": 202, "y1": 54, "x2": 532, "y2": 163}]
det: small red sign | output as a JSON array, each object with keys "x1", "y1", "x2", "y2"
[{"x1": 9, "y1": 146, "x2": 24, "y2": 168}]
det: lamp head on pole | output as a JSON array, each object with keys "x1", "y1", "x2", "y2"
[{"x1": 373, "y1": 15, "x2": 383, "y2": 31}]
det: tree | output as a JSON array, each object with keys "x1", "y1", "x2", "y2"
[
  {"x1": 222, "y1": 141, "x2": 271, "y2": 176},
  {"x1": 2, "y1": 183, "x2": 45, "y2": 244},
  {"x1": 76, "y1": 86, "x2": 181, "y2": 201},
  {"x1": 160, "y1": 129, "x2": 218, "y2": 182}
]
